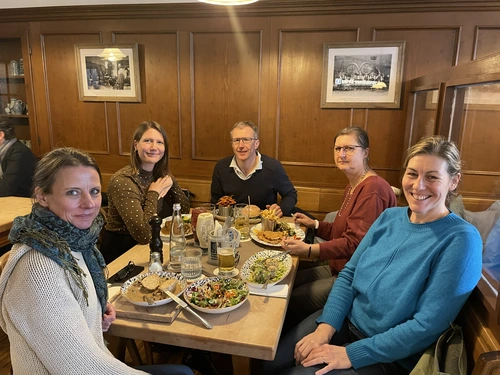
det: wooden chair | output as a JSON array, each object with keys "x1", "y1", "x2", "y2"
[{"x1": 0, "y1": 251, "x2": 9, "y2": 275}]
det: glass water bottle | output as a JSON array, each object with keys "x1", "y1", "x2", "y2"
[{"x1": 169, "y1": 203, "x2": 186, "y2": 272}]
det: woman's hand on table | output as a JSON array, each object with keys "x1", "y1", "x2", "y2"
[
  {"x1": 302, "y1": 344, "x2": 352, "y2": 374},
  {"x1": 149, "y1": 175, "x2": 173, "y2": 199},
  {"x1": 294, "y1": 323, "x2": 335, "y2": 365},
  {"x1": 266, "y1": 204, "x2": 283, "y2": 218},
  {"x1": 102, "y1": 302, "x2": 117, "y2": 332},
  {"x1": 293, "y1": 212, "x2": 315, "y2": 228},
  {"x1": 281, "y1": 237, "x2": 308, "y2": 256}
]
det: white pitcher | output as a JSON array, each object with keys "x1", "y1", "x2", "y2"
[{"x1": 196, "y1": 212, "x2": 214, "y2": 251}]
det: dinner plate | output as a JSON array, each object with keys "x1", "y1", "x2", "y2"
[
  {"x1": 250, "y1": 223, "x2": 305, "y2": 247},
  {"x1": 120, "y1": 271, "x2": 187, "y2": 307},
  {"x1": 214, "y1": 209, "x2": 261, "y2": 224},
  {"x1": 183, "y1": 277, "x2": 249, "y2": 314},
  {"x1": 161, "y1": 214, "x2": 193, "y2": 239},
  {"x1": 240, "y1": 250, "x2": 293, "y2": 289}
]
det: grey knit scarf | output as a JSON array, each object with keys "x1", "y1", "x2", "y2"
[{"x1": 9, "y1": 203, "x2": 108, "y2": 313}]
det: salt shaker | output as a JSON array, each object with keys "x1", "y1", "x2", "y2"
[{"x1": 149, "y1": 252, "x2": 163, "y2": 272}]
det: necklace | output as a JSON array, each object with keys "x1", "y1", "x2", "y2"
[{"x1": 338, "y1": 168, "x2": 371, "y2": 216}]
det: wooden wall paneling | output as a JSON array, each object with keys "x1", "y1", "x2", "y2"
[
  {"x1": 190, "y1": 30, "x2": 262, "y2": 161},
  {"x1": 112, "y1": 32, "x2": 181, "y2": 158},
  {"x1": 373, "y1": 27, "x2": 461, "y2": 171},
  {"x1": 474, "y1": 27, "x2": 500, "y2": 60},
  {"x1": 41, "y1": 32, "x2": 110, "y2": 153},
  {"x1": 460, "y1": 109, "x2": 500, "y2": 173},
  {"x1": 277, "y1": 29, "x2": 358, "y2": 167}
]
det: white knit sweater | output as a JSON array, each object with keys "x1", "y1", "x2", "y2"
[{"x1": 0, "y1": 243, "x2": 147, "y2": 375}]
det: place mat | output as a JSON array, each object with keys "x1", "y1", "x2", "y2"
[
  {"x1": 248, "y1": 284, "x2": 289, "y2": 298},
  {"x1": 110, "y1": 290, "x2": 182, "y2": 323}
]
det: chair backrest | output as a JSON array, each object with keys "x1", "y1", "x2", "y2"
[{"x1": 0, "y1": 251, "x2": 10, "y2": 275}]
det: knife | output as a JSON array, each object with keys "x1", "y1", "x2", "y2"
[{"x1": 165, "y1": 290, "x2": 213, "y2": 330}]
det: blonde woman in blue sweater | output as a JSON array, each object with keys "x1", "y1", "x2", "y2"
[{"x1": 263, "y1": 136, "x2": 482, "y2": 375}]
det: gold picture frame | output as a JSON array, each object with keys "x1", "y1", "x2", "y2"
[
  {"x1": 321, "y1": 41, "x2": 405, "y2": 109},
  {"x1": 75, "y1": 44, "x2": 141, "y2": 102}
]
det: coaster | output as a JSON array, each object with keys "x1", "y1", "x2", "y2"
[
  {"x1": 213, "y1": 268, "x2": 239, "y2": 278},
  {"x1": 186, "y1": 274, "x2": 206, "y2": 284}
]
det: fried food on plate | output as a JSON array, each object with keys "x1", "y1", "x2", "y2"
[
  {"x1": 256, "y1": 230, "x2": 286, "y2": 244},
  {"x1": 217, "y1": 195, "x2": 236, "y2": 207}
]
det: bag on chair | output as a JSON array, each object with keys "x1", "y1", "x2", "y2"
[{"x1": 410, "y1": 323, "x2": 466, "y2": 375}]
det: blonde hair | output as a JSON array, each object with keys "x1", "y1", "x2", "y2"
[{"x1": 404, "y1": 135, "x2": 462, "y2": 202}]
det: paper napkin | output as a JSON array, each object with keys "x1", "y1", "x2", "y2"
[{"x1": 248, "y1": 284, "x2": 289, "y2": 298}]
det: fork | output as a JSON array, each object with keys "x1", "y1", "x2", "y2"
[{"x1": 262, "y1": 273, "x2": 272, "y2": 290}]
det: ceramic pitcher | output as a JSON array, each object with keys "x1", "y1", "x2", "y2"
[
  {"x1": 196, "y1": 212, "x2": 214, "y2": 251},
  {"x1": 10, "y1": 100, "x2": 25, "y2": 115}
]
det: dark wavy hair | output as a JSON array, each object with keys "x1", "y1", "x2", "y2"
[
  {"x1": 130, "y1": 121, "x2": 170, "y2": 180},
  {"x1": 0, "y1": 120, "x2": 15, "y2": 140}
]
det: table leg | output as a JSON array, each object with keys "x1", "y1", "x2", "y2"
[{"x1": 232, "y1": 355, "x2": 251, "y2": 375}]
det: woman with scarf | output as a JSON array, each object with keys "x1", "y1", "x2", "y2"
[{"x1": 0, "y1": 147, "x2": 193, "y2": 375}]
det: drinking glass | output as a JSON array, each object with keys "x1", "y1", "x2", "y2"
[
  {"x1": 181, "y1": 248, "x2": 203, "y2": 280},
  {"x1": 217, "y1": 247, "x2": 236, "y2": 276},
  {"x1": 234, "y1": 203, "x2": 250, "y2": 240}
]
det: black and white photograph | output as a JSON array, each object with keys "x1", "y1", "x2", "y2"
[
  {"x1": 321, "y1": 41, "x2": 405, "y2": 108},
  {"x1": 75, "y1": 44, "x2": 141, "y2": 102}
]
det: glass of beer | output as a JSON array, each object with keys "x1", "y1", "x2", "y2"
[
  {"x1": 234, "y1": 203, "x2": 250, "y2": 240},
  {"x1": 217, "y1": 247, "x2": 237, "y2": 276}
]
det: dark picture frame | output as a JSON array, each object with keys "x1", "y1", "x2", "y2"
[
  {"x1": 75, "y1": 44, "x2": 141, "y2": 102},
  {"x1": 321, "y1": 41, "x2": 405, "y2": 109}
]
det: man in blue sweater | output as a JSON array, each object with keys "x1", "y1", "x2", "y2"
[
  {"x1": 263, "y1": 136, "x2": 482, "y2": 375},
  {"x1": 210, "y1": 121, "x2": 297, "y2": 217}
]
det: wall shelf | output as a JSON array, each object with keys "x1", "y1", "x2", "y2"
[{"x1": 0, "y1": 114, "x2": 28, "y2": 118}]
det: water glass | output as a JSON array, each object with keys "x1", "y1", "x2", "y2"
[
  {"x1": 181, "y1": 248, "x2": 203, "y2": 280},
  {"x1": 234, "y1": 203, "x2": 250, "y2": 240}
]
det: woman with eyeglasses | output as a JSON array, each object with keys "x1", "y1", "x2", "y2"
[
  {"x1": 100, "y1": 121, "x2": 190, "y2": 264},
  {"x1": 282, "y1": 126, "x2": 396, "y2": 331},
  {"x1": 263, "y1": 136, "x2": 482, "y2": 375},
  {"x1": 0, "y1": 147, "x2": 193, "y2": 375}
]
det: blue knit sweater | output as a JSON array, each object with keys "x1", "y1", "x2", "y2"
[{"x1": 317, "y1": 207, "x2": 482, "y2": 370}]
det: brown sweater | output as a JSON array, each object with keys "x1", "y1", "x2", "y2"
[
  {"x1": 105, "y1": 165, "x2": 190, "y2": 244},
  {"x1": 316, "y1": 175, "x2": 397, "y2": 275}
]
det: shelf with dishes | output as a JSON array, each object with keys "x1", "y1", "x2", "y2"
[
  {"x1": 0, "y1": 114, "x2": 28, "y2": 118},
  {"x1": 0, "y1": 75, "x2": 25, "y2": 82}
]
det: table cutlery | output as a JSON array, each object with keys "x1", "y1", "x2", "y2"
[
  {"x1": 262, "y1": 273, "x2": 272, "y2": 290},
  {"x1": 165, "y1": 290, "x2": 213, "y2": 329}
]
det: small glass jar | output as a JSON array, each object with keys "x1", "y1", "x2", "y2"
[{"x1": 149, "y1": 252, "x2": 163, "y2": 272}]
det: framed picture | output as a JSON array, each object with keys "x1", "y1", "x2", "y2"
[
  {"x1": 321, "y1": 41, "x2": 405, "y2": 109},
  {"x1": 75, "y1": 44, "x2": 141, "y2": 102}
]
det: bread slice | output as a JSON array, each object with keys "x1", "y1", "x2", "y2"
[{"x1": 141, "y1": 274, "x2": 162, "y2": 291}]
